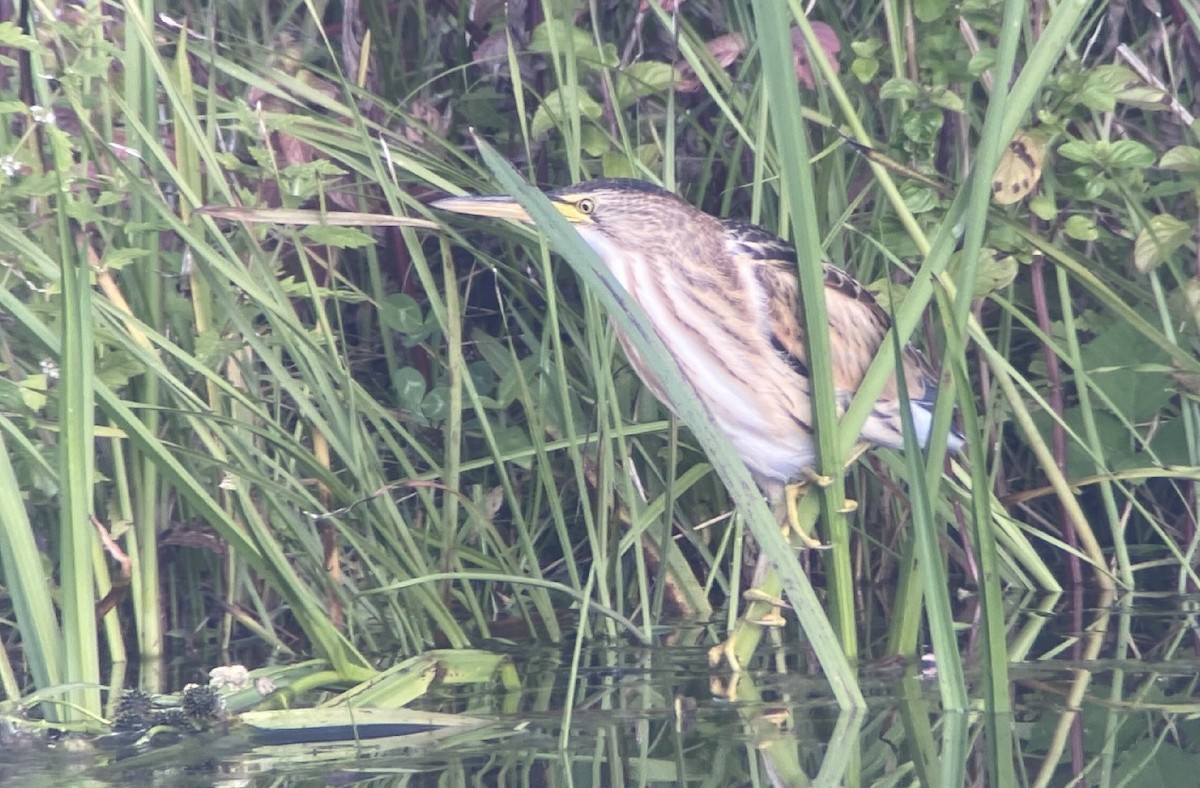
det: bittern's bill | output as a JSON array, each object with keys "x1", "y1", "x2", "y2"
[{"x1": 434, "y1": 178, "x2": 962, "y2": 511}]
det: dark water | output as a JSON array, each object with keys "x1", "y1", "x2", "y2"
[{"x1": 5, "y1": 594, "x2": 1200, "y2": 786}]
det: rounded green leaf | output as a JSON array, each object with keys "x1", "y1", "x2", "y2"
[
  {"x1": 380, "y1": 293, "x2": 425, "y2": 335},
  {"x1": 1133, "y1": 214, "x2": 1191, "y2": 273},
  {"x1": 1064, "y1": 215, "x2": 1099, "y2": 241},
  {"x1": 393, "y1": 367, "x2": 426, "y2": 410}
]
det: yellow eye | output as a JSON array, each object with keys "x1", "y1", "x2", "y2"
[{"x1": 576, "y1": 197, "x2": 595, "y2": 215}]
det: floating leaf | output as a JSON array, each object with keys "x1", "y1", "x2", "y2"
[
  {"x1": 97, "y1": 352, "x2": 147, "y2": 389},
  {"x1": 1132, "y1": 214, "x2": 1191, "y2": 273},
  {"x1": 528, "y1": 20, "x2": 616, "y2": 67},
  {"x1": 101, "y1": 249, "x2": 151, "y2": 270},
  {"x1": 17, "y1": 374, "x2": 47, "y2": 411},
  {"x1": 898, "y1": 181, "x2": 939, "y2": 213},
  {"x1": 850, "y1": 39, "x2": 883, "y2": 57}
]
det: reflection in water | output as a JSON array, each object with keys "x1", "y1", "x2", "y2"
[{"x1": 9, "y1": 591, "x2": 1200, "y2": 785}]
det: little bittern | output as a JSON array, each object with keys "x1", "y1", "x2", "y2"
[{"x1": 434, "y1": 179, "x2": 961, "y2": 657}]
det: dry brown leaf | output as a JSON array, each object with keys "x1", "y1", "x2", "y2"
[
  {"x1": 791, "y1": 23, "x2": 841, "y2": 89},
  {"x1": 675, "y1": 32, "x2": 746, "y2": 93},
  {"x1": 403, "y1": 98, "x2": 452, "y2": 147}
]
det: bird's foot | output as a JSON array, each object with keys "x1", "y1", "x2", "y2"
[
  {"x1": 784, "y1": 482, "x2": 826, "y2": 548},
  {"x1": 708, "y1": 635, "x2": 744, "y2": 673},
  {"x1": 742, "y1": 588, "x2": 787, "y2": 608},
  {"x1": 800, "y1": 467, "x2": 834, "y2": 487}
]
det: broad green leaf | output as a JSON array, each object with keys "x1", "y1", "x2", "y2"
[
  {"x1": 914, "y1": 0, "x2": 949, "y2": 22},
  {"x1": 300, "y1": 225, "x2": 375, "y2": 249},
  {"x1": 601, "y1": 153, "x2": 636, "y2": 179},
  {"x1": 0, "y1": 20, "x2": 37, "y2": 49},
  {"x1": 393, "y1": 366, "x2": 426, "y2": 410},
  {"x1": 1105, "y1": 140, "x2": 1156, "y2": 168},
  {"x1": 1133, "y1": 214, "x2": 1191, "y2": 273},
  {"x1": 851, "y1": 57, "x2": 879, "y2": 83},
  {"x1": 1057, "y1": 139, "x2": 1097, "y2": 164},
  {"x1": 850, "y1": 39, "x2": 883, "y2": 57},
  {"x1": 970, "y1": 249, "x2": 1019, "y2": 296},
  {"x1": 1160, "y1": 146, "x2": 1200, "y2": 172},
  {"x1": 901, "y1": 107, "x2": 943, "y2": 142},
  {"x1": 379, "y1": 293, "x2": 425, "y2": 334},
  {"x1": 930, "y1": 87, "x2": 965, "y2": 112},
  {"x1": 879, "y1": 77, "x2": 921, "y2": 101},
  {"x1": 1029, "y1": 194, "x2": 1057, "y2": 220},
  {"x1": 615, "y1": 61, "x2": 676, "y2": 107},
  {"x1": 1063, "y1": 215, "x2": 1098, "y2": 241},
  {"x1": 531, "y1": 85, "x2": 603, "y2": 139},
  {"x1": 968, "y1": 48, "x2": 996, "y2": 76},
  {"x1": 421, "y1": 386, "x2": 449, "y2": 421},
  {"x1": 1080, "y1": 322, "x2": 1171, "y2": 422},
  {"x1": 579, "y1": 125, "x2": 611, "y2": 156},
  {"x1": 528, "y1": 20, "x2": 615, "y2": 66}
]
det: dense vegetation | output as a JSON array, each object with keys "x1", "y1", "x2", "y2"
[{"x1": 1, "y1": 0, "x2": 1198, "y2": 781}]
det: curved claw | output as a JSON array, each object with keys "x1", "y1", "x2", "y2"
[
  {"x1": 746, "y1": 611, "x2": 787, "y2": 627},
  {"x1": 708, "y1": 638, "x2": 743, "y2": 673},
  {"x1": 801, "y1": 467, "x2": 834, "y2": 487},
  {"x1": 742, "y1": 588, "x2": 787, "y2": 608}
]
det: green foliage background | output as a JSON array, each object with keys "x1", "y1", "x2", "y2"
[{"x1": 1, "y1": 0, "x2": 1198, "y2": 758}]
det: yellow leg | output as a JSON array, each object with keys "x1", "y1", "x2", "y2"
[
  {"x1": 785, "y1": 482, "x2": 825, "y2": 549},
  {"x1": 709, "y1": 451, "x2": 868, "y2": 677},
  {"x1": 709, "y1": 483, "x2": 813, "y2": 674}
]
